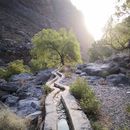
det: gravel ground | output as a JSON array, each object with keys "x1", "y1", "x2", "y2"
[
  {"x1": 61, "y1": 74, "x2": 130, "y2": 130},
  {"x1": 90, "y1": 82, "x2": 130, "y2": 129}
]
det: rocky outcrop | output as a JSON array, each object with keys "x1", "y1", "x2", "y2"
[
  {"x1": 0, "y1": 0, "x2": 93, "y2": 63},
  {"x1": 0, "y1": 69, "x2": 52, "y2": 120},
  {"x1": 76, "y1": 54, "x2": 130, "y2": 86}
]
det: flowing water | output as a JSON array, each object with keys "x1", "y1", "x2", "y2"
[{"x1": 54, "y1": 92, "x2": 70, "y2": 130}]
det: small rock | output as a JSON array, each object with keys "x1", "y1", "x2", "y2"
[
  {"x1": 75, "y1": 70, "x2": 82, "y2": 74},
  {"x1": 80, "y1": 72, "x2": 86, "y2": 77}
]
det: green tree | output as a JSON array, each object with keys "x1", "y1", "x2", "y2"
[
  {"x1": 31, "y1": 28, "x2": 81, "y2": 70},
  {"x1": 103, "y1": 16, "x2": 130, "y2": 51}
]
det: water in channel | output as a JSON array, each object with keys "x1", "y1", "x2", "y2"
[{"x1": 54, "y1": 92, "x2": 70, "y2": 130}]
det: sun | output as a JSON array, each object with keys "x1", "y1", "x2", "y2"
[{"x1": 71, "y1": 0, "x2": 116, "y2": 40}]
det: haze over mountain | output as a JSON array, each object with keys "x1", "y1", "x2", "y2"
[{"x1": 0, "y1": 0, "x2": 93, "y2": 63}]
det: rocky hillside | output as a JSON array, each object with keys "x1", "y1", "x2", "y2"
[{"x1": 0, "y1": 0, "x2": 93, "y2": 64}]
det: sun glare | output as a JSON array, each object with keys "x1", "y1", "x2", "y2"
[{"x1": 71, "y1": 0, "x2": 116, "y2": 40}]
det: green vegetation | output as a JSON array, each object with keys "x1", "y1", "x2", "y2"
[
  {"x1": 126, "y1": 104, "x2": 130, "y2": 114},
  {"x1": 88, "y1": 40, "x2": 114, "y2": 62},
  {"x1": 88, "y1": 1, "x2": 130, "y2": 62},
  {"x1": 44, "y1": 85, "x2": 52, "y2": 95},
  {"x1": 0, "y1": 60, "x2": 30, "y2": 79},
  {"x1": 91, "y1": 121, "x2": 108, "y2": 130},
  {"x1": 70, "y1": 78, "x2": 100, "y2": 117},
  {"x1": 70, "y1": 78, "x2": 109, "y2": 130},
  {"x1": 0, "y1": 109, "x2": 27, "y2": 130},
  {"x1": 31, "y1": 28, "x2": 81, "y2": 70}
]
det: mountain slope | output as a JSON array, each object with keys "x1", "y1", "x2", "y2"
[{"x1": 0, "y1": 0, "x2": 93, "y2": 64}]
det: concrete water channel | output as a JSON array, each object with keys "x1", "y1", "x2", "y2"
[{"x1": 43, "y1": 70, "x2": 92, "y2": 130}]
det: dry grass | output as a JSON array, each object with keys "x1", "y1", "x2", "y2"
[{"x1": 0, "y1": 109, "x2": 27, "y2": 130}]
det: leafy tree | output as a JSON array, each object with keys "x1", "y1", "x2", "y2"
[
  {"x1": 103, "y1": 16, "x2": 130, "y2": 51},
  {"x1": 31, "y1": 28, "x2": 81, "y2": 70},
  {"x1": 88, "y1": 39, "x2": 114, "y2": 62}
]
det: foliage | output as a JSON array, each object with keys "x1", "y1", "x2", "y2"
[
  {"x1": 44, "y1": 85, "x2": 52, "y2": 95},
  {"x1": 103, "y1": 16, "x2": 130, "y2": 51},
  {"x1": 0, "y1": 60, "x2": 30, "y2": 79},
  {"x1": 0, "y1": 109, "x2": 27, "y2": 130},
  {"x1": 64, "y1": 71, "x2": 72, "y2": 78},
  {"x1": 0, "y1": 68, "x2": 8, "y2": 79},
  {"x1": 31, "y1": 28, "x2": 81, "y2": 70},
  {"x1": 91, "y1": 121, "x2": 108, "y2": 130},
  {"x1": 70, "y1": 78, "x2": 100, "y2": 116},
  {"x1": 126, "y1": 104, "x2": 130, "y2": 113},
  {"x1": 70, "y1": 78, "x2": 88, "y2": 99},
  {"x1": 88, "y1": 40, "x2": 114, "y2": 62}
]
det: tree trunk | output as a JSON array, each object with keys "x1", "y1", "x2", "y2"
[{"x1": 60, "y1": 56, "x2": 64, "y2": 65}]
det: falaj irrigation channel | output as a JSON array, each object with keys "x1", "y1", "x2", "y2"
[{"x1": 43, "y1": 70, "x2": 92, "y2": 130}]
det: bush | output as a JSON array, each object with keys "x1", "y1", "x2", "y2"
[
  {"x1": 70, "y1": 78, "x2": 88, "y2": 99},
  {"x1": 91, "y1": 121, "x2": 108, "y2": 130},
  {"x1": 0, "y1": 60, "x2": 31, "y2": 79},
  {"x1": 88, "y1": 40, "x2": 114, "y2": 62},
  {"x1": 126, "y1": 104, "x2": 130, "y2": 113},
  {"x1": 70, "y1": 78, "x2": 100, "y2": 117},
  {"x1": 0, "y1": 109, "x2": 27, "y2": 130},
  {"x1": 0, "y1": 68, "x2": 8, "y2": 79},
  {"x1": 44, "y1": 85, "x2": 52, "y2": 95}
]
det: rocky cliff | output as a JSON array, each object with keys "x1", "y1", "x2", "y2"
[{"x1": 0, "y1": 0, "x2": 93, "y2": 64}]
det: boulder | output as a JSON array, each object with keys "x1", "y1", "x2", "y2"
[
  {"x1": 106, "y1": 73, "x2": 129, "y2": 86},
  {"x1": 0, "y1": 79, "x2": 19, "y2": 92},
  {"x1": 75, "y1": 69, "x2": 82, "y2": 74},
  {"x1": 4, "y1": 95, "x2": 19, "y2": 107},
  {"x1": 16, "y1": 84, "x2": 43, "y2": 99},
  {"x1": 77, "y1": 64, "x2": 87, "y2": 70},
  {"x1": 82, "y1": 63, "x2": 120, "y2": 77},
  {"x1": 10, "y1": 73, "x2": 34, "y2": 82},
  {"x1": 34, "y1": 69, "x2": 52, "y2": 85},
  {"x1": 17, "y1": 98, "x2": 40, "y2": 116}
]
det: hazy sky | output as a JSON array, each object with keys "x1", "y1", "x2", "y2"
[{"x1": 71, "y1": 0, "x2": 117, "y2": 40}]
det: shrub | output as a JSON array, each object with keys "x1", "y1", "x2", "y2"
[
  {"x1": 0, "y1": 109, "x2": 27, "y2": 130},
  {"x1": 126, "y1": 104, "x2": 130, "y2": 113},
  {"x1": 91, "y1": 121, "x2": 108, "y2": 130},
  {"x1": 7, "y1": 60, "x2": 30, "y2": 75},
  {"x1": 0, "y1": 68, "x2": 8, "y2": 79},
  {"x1": 70, "y1": 78, "x2": 100, "y2": 117},
  {"x1": 70, "y1": 78, "x2": 88, "y2": 99},
  {"x1": 80, "y1": 96, "x2": 100, "y2": 116},
  {"x1": 44, "y1": 85, "x2": 52, "y2": 95},
  {"x1": 88, "y1": 40, "x2": 114, "y2": 62},
  {"x1": 0, "y1": 60, "x2": 31, "y2": 79}
]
